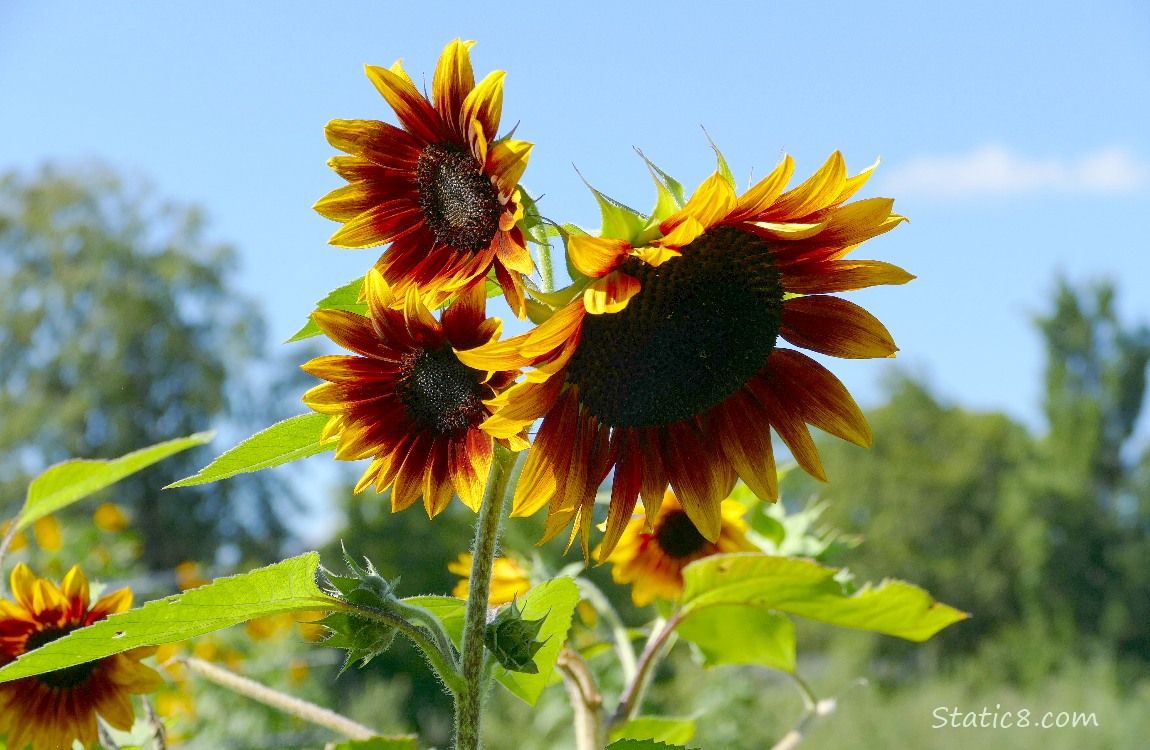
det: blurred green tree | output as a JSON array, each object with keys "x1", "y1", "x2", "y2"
[
  {"x1": 0, "y1": 163, "x2": 302, "y2": 569},
  {"x1": 783, "y1": 279, "x2": 1150, "y2": 682}
]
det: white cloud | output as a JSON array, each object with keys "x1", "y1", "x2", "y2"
[{"x1": 882, "y1": 144, "x2": 1149, "y2": 198}]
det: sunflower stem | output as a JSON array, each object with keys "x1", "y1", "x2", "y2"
[
  {"x1": 455, "y1": 443, "x2": 516, "y2": 750},
  {"x1": 177, "y1": 656, "x2": 378, "y2": 739},
  {"x1": 557, "y1": 646, "x2": 605, "y2": 750},
  {"x1": 539, "y1": 236, "x2": 555, "y2": 293},
  {"x1": 607, "y1": 610, "x2": 682, "y2": 734}
]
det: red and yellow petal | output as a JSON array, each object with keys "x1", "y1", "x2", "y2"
[
  {"x1": 584, "y1": 272, "x2": 641, "y2": 315},
  {"x1": 781, "y1": 295, "x2": 898, "y2": 359}
]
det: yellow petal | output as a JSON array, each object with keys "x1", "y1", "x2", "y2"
[{"x1": 568, "y1": 235, "x2": 630, "y2": 277}]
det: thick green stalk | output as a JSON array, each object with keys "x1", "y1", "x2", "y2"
[{"x1": 454, "y1": 445, "x2": 516, "y2": 750}]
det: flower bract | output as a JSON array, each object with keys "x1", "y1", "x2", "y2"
[
  {"x1": 315, "y1": 39, "x2": 534, "y2": 317},
  {"x1": 0, "y1": 564, "x2": 163, "y2": 750},
  {"x1": 302, "y1": 270, "x2": 527, "y2": 517},
  {"x1": 458, "y1": 151, "x2": 911, "y2": 557}
]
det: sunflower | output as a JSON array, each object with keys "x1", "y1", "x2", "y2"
[
  {"x1": 302, "y1": 269, "x2": 527, "y2": 517},
  {"x1": 0, "y1": 564, "x2": 163, "y2": 750},
  {"x1": 599, "y1": 490, "x2": 756, "y2": 606},
  {"x1": 315, "y1": 39, "x2": 534, "y2": 317},
  {"x1": 449, "y1": 553, "x2": 532, "y2": 606},
  {"x1": 458, "y1": 151, "x2": 910, "y2": 557}
]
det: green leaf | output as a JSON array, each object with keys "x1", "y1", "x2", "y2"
[
  {"x1": 606, "y1": 740, "x2": 692, "y2": 750},
  {"x1": 403, "y1": 595, "x2": 466, "y2": 642},
  {"x1": 166, "y1": 414, "x2": 333, "y2": 488},
  {"x1": 680, "y1": 554, "x2": 969, "y2": 642},
  {"x1": 16, "y1": 432, "x2": 213, "y2": 532},
  {"x1": 329, "y1": 737, "x2": 418, "y2": 750},
  {"x1": 286, "y1": 275, "x2": 367, "y2": 342},
  {"x1": 0, "y1": 553, "x2": 343, "y2": 683},
  {"x1": 676, "y1": 606, "x2": 795, "y2": 671},
  {"x1": 493, "y1": 576, "x2": 579, "y2": 704},
  {"x1": 612, "y1": 717, "x2": 696, "y2": 744}
]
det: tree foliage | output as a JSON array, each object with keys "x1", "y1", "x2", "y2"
[
  {"x1": 0, "y1": 163, "x2": 301, "y2": 567},
  {"x1": 783, "y1": 279, "x2": 1150, "y2": 682}
]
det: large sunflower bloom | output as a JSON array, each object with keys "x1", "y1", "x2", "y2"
[
  {"x1": 599, "y1": 490, "x2": 756, "y2": 606},
  {"x1": 315, "y1": 39, "x2": 534, "y2": 317},
  {"x1": 302, "y1": 270, "x2": 527, "y2": 517},
  {"x1": 0, "y1": 564, "x2": 163, "y2": 750},
  {"x1": 458, "y1": 152, "x2": 911, "y2": 557}
]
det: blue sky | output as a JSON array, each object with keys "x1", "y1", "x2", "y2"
[{"x1": 2, "y1": 0, "x2": 1148, "y2": 436}]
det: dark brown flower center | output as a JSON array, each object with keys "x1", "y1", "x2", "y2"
[
  {"x1": 565, "y1": 226, "x2": 784, "y2": 428},
  {"x1": 25, "y1": 626, "x2": 99, "y2": 690},
  {"x1": 654, "y1": 509, "x2": 709, "y2": 559},
  {"x1": 415, "y1": 143, "x2": 503, "y2": 252},
  {"x1": 397, "y1": 345, "x2": 489, "y2": 434}
]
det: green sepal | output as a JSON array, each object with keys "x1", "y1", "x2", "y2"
[
  {"x1": 485, "y1": 596, "x2": 548, "y2": 674},
  {"x1": 578, "y1": 171, "x2": 648, "y2": 243},
  {"x1": 635, "y1": 149, "x2": 687, "y2": 222},
  {"x1": 317, "y1": 610, "x2": 398, "y2": 675},
  {"x1": 315, "y1": 548, "x2": 411, "y2": 674},
  {"x1": 286, "y1": 275, "x2": 367, "y2": 343},
  {"x1": 704, "y1": 129, "x2": 737, "y2": 190}
]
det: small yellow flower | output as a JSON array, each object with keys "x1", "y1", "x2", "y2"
[
  {"x1": 175, "y1": 561, "x2": 209, "y2": 590},
  {"x1": 93, "y1": 503, "x2": 130, "y2": 532},
  {"x1": 30, "y1": 516, "x2": 62, "y2": 553},
  {"x1": 449, "y1": 553, "x2": 532, "y2": 606},
  {"x1": 599, "y1": 491, "x2": 757, "y2": 606},
  {"x1": 0, "y1": 564, "x2": 163, "y2": 750},
  {"x1": 0, "y1": 522, "x2": 28, "y2": 553}
]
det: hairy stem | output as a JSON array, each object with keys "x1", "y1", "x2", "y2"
[
  {"x1": 354, "y1": 603, "x2": 465, "y2": 695},
  {"x1": 178, "y1": 656, "x2": 378, "y2": 739},
  {"x1": 454, "y1": 445, "x2": 516, "y2": 750}
]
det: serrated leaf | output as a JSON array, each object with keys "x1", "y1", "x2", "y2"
[
  {"x1": 613, "y1": 717, "x2": 696, "y2": 744},
  {"x1": 606, "y1": 739, "x2": 691, "y2": 750},
  {"x1": 0, "y1": 553, "x2": 343, "y2": 683},
  {"x1": 17, "y1": 433, "x2": 213, "y2": 532},
  {"x1": 287, "y1": 276, "x2": 367, "y2": 342},
  {"x1": 676, "y1": 606, "x2": 795, "y2": 671},
  {"x1": 330, "y1": 737, "x2": 418, "y2": 750},
  {"x1": 680, "y1": 554, "x2": 968, "y2": 642},
  {"x1": 166, "y1": 414, "x2": 333, "y2": 488}
]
